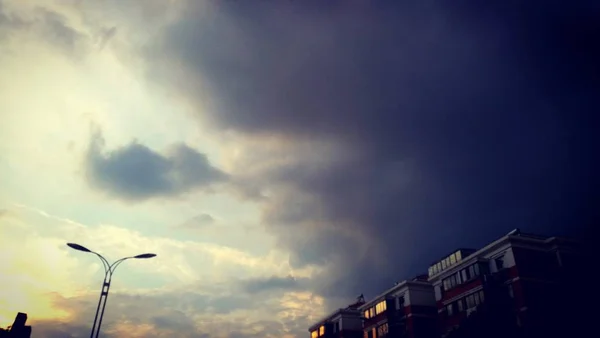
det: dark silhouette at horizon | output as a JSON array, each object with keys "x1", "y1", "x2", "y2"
[{"x1": 0, "y1": 313, "x2": 31, "y2": 338}]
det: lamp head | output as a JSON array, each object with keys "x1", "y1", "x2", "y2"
[
  {"x1": 134, "y1": 253, "x2": 157, "y2": 259},
  {"x1": 67, "y1": 243, "x2": 92, "y2": 252}
]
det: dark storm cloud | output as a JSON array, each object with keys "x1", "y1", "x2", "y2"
[
  {"x1": 148, "y1": 0, "x2": 600, "y2": 299},
  {"x1": 85, "y1": 129, "x2": 227, "y2": 201},
  {"x1": 239, "y1": 275, "x2": 309, "y2": 294}
]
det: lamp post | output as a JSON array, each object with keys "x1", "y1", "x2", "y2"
[{"x1": 66, "y1": 243, "x2": 156, "y2": 338}]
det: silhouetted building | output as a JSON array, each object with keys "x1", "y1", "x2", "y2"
[
  {"x1": 427, "y1": 229, "x2": 578, "y2": 337},
  {"x1": 308, "y1": 296, "x2": 365, "y2": 338},
  {"x1": 359, "y1": 278, "x2": 437, "y2": 338},
  {"x1": 0, "y1": 313, "x2": 31, "y2": 338},
  {"x1": 307, "y1": 230, "x2": 579, "y2": 338}
]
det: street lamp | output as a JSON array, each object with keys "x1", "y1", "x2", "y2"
[{"x1": 66, "y1": 243, "x2": 156, "y2": 338}]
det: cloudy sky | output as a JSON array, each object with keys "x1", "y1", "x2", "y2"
[{"x1": 0, "y1": 0, "x2": 598, "y2": 337}]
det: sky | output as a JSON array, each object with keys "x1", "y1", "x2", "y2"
[{"x1": 0, "y1": 0, "x2": 598, "y2": 337}]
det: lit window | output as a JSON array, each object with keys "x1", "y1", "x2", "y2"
[
  {"x1": 375, "y1": 300, "x2": 387, "y2": 315},
  {"x1": 311, "y1": 331, "x2": 318, "y2": 338},
  {"x1": 319, "y1": 326, "x2": 325, "y2": 336},
  {"x1": 456, "y1": 251, "x2": 462, "y2": 261},
  {"x1": 450, "y1": 254, "x2": 456, "y2": 265},
  {"x1": 364, "y1": 309, "x2": 370, "y2": 319},
  {"x1": 441, "y1": 259, "x2": 446, "y2": 269},
  {"x1": 437, "y1": 262, "x2": 441, "y2": 272}
]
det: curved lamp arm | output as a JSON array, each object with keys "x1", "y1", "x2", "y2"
[
  {"x1": 94, "y1": 253, "x2": 111, "y2": 275},
  {"x1": 108, "y1": 257, "x2": 133, "y2": 278},
  {"x1": 66, "y1": 243, "x2": 156, "y2": 279}
]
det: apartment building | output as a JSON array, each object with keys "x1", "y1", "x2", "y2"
[
  {"x1": 427, "y1": 229, "x2": 578, "y2": 337},
  {"x1": 307, "y1": 229, "x2": 578, "y2": 338},
  {"x1": 359, "y1": 277, "x2": 437, "y2": 338},
  {"x1": 308, "y1": 297, "x2": 365, "y2": 338}
]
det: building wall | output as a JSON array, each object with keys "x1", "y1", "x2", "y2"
[
  {"x1": 406, "y1": 288, "x2": 436, "y2": 307},
  {"x1": 341, "y1": 315, "x2": 362, "y2": 331}
]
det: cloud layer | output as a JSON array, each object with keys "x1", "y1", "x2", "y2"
[
  {"x1": 85, "y1": 129, "x2": 228, "y2": 201},
  {"x1": 145, "y1": 0, "x2": 600, "y2": 298},
  {"x1": 2, "y1": 0, "x2": 599, "y2": 336}
]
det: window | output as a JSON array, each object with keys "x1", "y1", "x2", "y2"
[
  {"x1": 441, "y1": 259, "x2": 446, "y2": 269},
  {"x1": 377, "y1": 323, "x2": 389, "y2": 338},
  {"x1": 474, "y1": 263, "x2": 480, "y2": 276},
  {"x1": 507, "y1": 284, "x2": 514, "y2": 298},
  {"x1": 319, "y1": 326, "x2": 325, "y2": 336},
  {"x1": 311, "y1": 331, "x2": 318, "y2": 338},
  {"x1": 375, "y1": 300, "x2": 387, "y2": 315},
  {"x1": 456, "y1": 251, "x2": 462, "y2": 261},
  {"x1": 450, "y1": 253, "x2": 456, "y2": 265},
  {"x1": 364, "y1": 309, "x2": 371, "y2": 319},
  {"x1": 466, "y1": 294, "x2": 475, "y2": 308},
  {"x1": 428, "y1": 267, "x2": 433, "y2": 276},
  {"x1": 447, "y1": 303, "x2": 454, "y2": 316},
  {"x1": 461, "y1": 269, "x2": 468, "y2": 282},
  {"x1": 457, "y1": 299, "x2": 464, "y2": 312},
  {"x1": 464, "y1": 291, "x2": 485, "y2": 309},
  {"x1": 334, "y1": 322, "x2": 340, "y2": 333},
  {"x1": 437, "y1": 262, "x2": 441, "y2": 272},
  {"x1": 397, "y1": 296, "x2": 405, "y2": 308},
  {"x1": 495, "y1": 256, "x2": 505, "y2": 270}
]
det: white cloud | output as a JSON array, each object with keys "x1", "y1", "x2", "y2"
[{"x1": 0, "y1": 204, "x2": 326, "y2": 336}]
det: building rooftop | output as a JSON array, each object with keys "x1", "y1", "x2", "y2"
[{"x1": 307, "y1": 296, "x2": 365, "y2": 332}]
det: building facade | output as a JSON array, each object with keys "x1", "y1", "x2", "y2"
[
  {"x1": 427, "y1": 229, "x2": 578, "y2": 337},
  {"x1": 308, "y1": 297, "x2": 365, "y2": 338},
  {"x1": 307, "y1": 229, "x2": 578, "y2": 338},
  {"x1": 359, "y1": 278, "x2": 437, "y2": 338}
]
